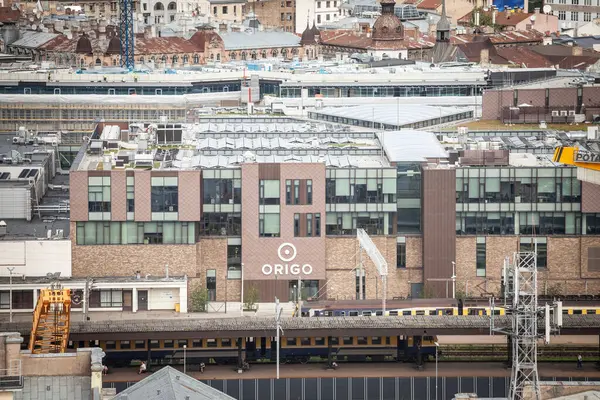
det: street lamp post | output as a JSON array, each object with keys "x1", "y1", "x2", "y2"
[
  {"x1": 183, "y1": 345, "x2": 187, "y2": 374},
  {"x1": 435, "y1": 341, "x2": 440, "y2": 400},
  {"x1": 451, "y1": 261, "x2": 456, "y2": 299},
  {"x1": 7, "y1": 267, "x2": 14, "y2": 323}
]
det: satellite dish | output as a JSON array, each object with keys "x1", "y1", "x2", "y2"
[
  {"x1": 530, "y1": 14, "x2": 536, "y2": 21},
  {"x1": 31, "y1": 24, "x2": 37, "y2": 30},
  {"x1": 543, "y1": 4, "x2": 551, "y2": 14}
]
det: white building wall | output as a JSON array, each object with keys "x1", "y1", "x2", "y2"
[
  {"x1": 0, "y1": 240, "x2": 71, "y2": 277},
  {"x1": 148, "y1": 288, "x2": 178, "y2": 310},
  {"x1": 0, "y1": 187, "x2": 31, "y2": 220},
  {"x1": 296, "y1": 0, "x2": 316, "y2": 33}
]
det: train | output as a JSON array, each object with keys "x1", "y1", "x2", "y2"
[
  {"x1": 64, "y1": 335, "x2": 439, "y2": 368},
  {"x1": 299, "y1": 297, "x2": 600, "y2": 317}
]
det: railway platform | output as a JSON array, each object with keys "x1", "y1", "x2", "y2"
[{"x1": 103, "y1": 361, "x2": 600, "y2": 382}]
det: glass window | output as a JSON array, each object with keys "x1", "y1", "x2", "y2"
[
  {"x1": 307, "y1": 180, "x2": 313, "y2": 204},
  {"x1": 203, "y1": 177, "x2": 240, "y2": 205},
  {"x1": 88, "y1": 176, "x2": 111, "y2": 214},
  {"x1": 294, "y1": 213, "x2": 300, "y2": 237},
  {"x1": 476, "y1": 237, "x2": 486, "y2": 277},
  {"x1": 520, "y1": 237, "x2": 547, "y2": 268},
  {"x1": 259, "y1": 180, "x2": 280, "y2": 205},
  {"x1": 286, "y1": 180, "x2": 292, "y2": 204},
  {"x1": 151, "y1": 182, "x2": 178, "y2": 212},
  {"x1": 313, "y1": 213, "x2": 320, "y2": 237},
  {"x1": 294, "y1": 180, "x2": 300, "y2": 204},
  {"x1": 397, "y1": 239, "x2": 406, "y2": 268},
  {"x1": 200, "y1": 213, "x2": 241, "y2": 236},
  {"x1": 259, "y1": 213, "x2": 280, "y2": 237},
  {"x1": 227, "y1": 244, "x2": 242, "y2": 279},
  {"x1": 307, "y1": 213, "x2": 313, "y2": 236}
]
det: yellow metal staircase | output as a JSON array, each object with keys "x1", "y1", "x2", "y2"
[{"x1": 28, "y1": 289, "x2": 71, "y2": 354}]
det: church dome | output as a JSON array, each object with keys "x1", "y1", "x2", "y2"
[
  {"x1": 105, "y1": 36, "x2": 121, "y2": 55},
  {"x1": 75, "y1": 34, "x2": 93, "y2": 54},
  {"x1": 372, "y1": 0, "x2": 403, "y2": 41},
  {"x1": 300, "y1": 22, "x2": 316, "y2": 45}
]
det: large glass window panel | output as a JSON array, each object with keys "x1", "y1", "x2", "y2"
[
  {"x1": 262, "y1": 213, "x2": 280, "y2": 236},
  {"x1": 84, "y1": 222, "x2": 96, "y2": 245},
  {"x1": 397, "y1": 208, "x2": 421, "y2": 233},
  {"x1": 335, "y1": 179, "x2": 350, "y2": 196},
  {"x1": 163, "y1": 222, "x2": 175, "y2": 244}
]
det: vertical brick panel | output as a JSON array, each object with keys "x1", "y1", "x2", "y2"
[
  {"x1": 422, "y1": 167, "x2": 456, "y2": 297},
  {"x1": 69, "y1": 171, "x2": 89, "y2": 221},
  {"x1": 178, "y1": 171, "x2": 201, "y2": 221},
  {"x1": 134, "y1": 171, "x2": 151, "y2": 221},
  {"x1": 582, "y1": 181, "x2": 600, "y2": 213},
  {"x1": 110, "y1": 170, "x2": 127, "y2": 221}
]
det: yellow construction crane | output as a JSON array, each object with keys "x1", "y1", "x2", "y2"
[
  {"x1": 553, "y1": 146, "x2": 600, "y2": 171},
  {"x1": 28, "y1": 281, "x2": 71, "y2": 354}
]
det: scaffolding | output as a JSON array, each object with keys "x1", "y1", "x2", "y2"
[{"x1": 506, "y1": 252, "x2": 541, "y2": 400}]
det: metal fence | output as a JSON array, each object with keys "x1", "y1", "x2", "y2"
[{"x1": 0, "y1": 359, "x2": 23, "y2": 390}]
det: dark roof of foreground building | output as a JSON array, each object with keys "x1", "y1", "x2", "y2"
[{"x1": 112, "y1": 366, "x2": 235, "y2": 400}]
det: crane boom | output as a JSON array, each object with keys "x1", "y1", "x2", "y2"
[
  {"x1": 553, "y1": 146, "x2": 600, "y2": 171},
  {"x1": 119, "y1": 0, "x2": 135, "y2": 69},
  {"x1": 29, "y1": 288, "x2": 71, "y2": 354}
]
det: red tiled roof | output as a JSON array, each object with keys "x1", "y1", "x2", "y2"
[
  {"x1": 0, "y1": 6, "x2": 20, "y2": 23},
  {"x1": 41, "y1": 35, "x2": 202, "y2": 55},
  {"x1": 416, "y1": 0, "x2": 441, "y2": 10},
  {"x1": 451, "y1": 30, "x2": 543, "y2": 45},
  {"x1": 458, "y1": 9, "x2": 532, "y2": 26},
  {"x1": 494, "y1": 46, "x2": 552, "y2": 67}
]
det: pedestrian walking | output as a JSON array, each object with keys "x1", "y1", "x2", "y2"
[{"x1": 577, "y1": 354, "x2": 583, "y2": 369}]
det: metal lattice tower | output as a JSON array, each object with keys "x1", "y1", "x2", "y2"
[
  {"x1": 119, "y1": 0, "x2": 135, "y2": 69},
  {"x1": 506, "y1": 252, "x2": 541, "y2": 400}
]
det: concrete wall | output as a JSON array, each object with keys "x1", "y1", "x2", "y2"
[
  {"x1": 0, "y1": 240, "x2": 71, "y2": 278},
  {"x1": 20, "y1": 353, "x2": 91, "y2": 377}
]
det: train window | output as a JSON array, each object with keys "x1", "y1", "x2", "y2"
[
  {"x1": 177, "y1": 340, "x2": 188, "y2": 348},
  {"x1": 339, "y1": 311, "x2": 346, "y2": 316},
  {"x1": 357, "y1": 337, "x2": 368, "y2": 345},
  {"x1": 150, "y1": 340, "x2": 160, "y2": 349},
  {"x1": 371, "y1": 337, "x2": 382, "y2": 345},
  {"x1": 221, "y1": 338, "x2": 232, "y2": 347},
  {"x1": 389, "y1": 311, "x2": 398, "y2": 316},
  {"x1": 587, "y1": 310, "x2": 597, "y2": 315},
  {"x1": 192, "y1": 340, "x2": 202, "y2": 348},
  {"x1": 415, "y1": 310, "x2": 425, "y2": 316},
  {"x1": 343, "y1": 337, "x2": 353, "y2": 345},
  {"x1": 135, "y1": 341, "x2": 145, "y2": 349},
  {"x1": 315, "y1": 337, "x2": 325, "y2": 346},
  {"x1": 88, "y1": 341, "x2": 97, "y2": 347},
  {"x1": 330, "y1": 337, "x2": 339, "y2": 345},
  {"x1": 573, "y1": 309, "x2": 583, "y2": 315},
  {"x1": 105, "y1": 341, "x2": 116, "y2": 350},
  {"x1": 385, "y1": 337, "x2": 391, "y2": 345},
  {"x1": 324, "y1": 311, "x2": 333, "y2": 316},
  {"x1": 205, "y1": 339, "x2": 217, "y2": 348},
  {"x1": 286, "y1": 338, "x2": 297, "y2": 346},
  {"x1": 402, "y1": 310, "x2": 411, "y2": 316},
  {"x1": 424, "y1": 336, "x2": 434, "y2": 342},
  {"x1": 562, "y1": 309, "x2": 569, "y2": 315},
  {"x1": 120, "y1": 341, "x2": 132, "y2": 349},
  {"x1": 67, "y1": 341, "x2": 74, "y2": 349},
  {"x1": 362, "y1": 311, "x2": 372, "y2": 316},
  {"x1": 164, "y1": 340, "x2": 174, "y2": 348},
  {"x1": 78, "y1": 341, "x2": 85, "y2": 348},
  {"x1": 301, "y1": 337, "x2": 311, "y2": 346},
  {"x1": 349, "y1": 311, "x2": 359, "y2": 316},
  {"x1": 493, "y1": 310, "x2": 502, "y2": 316}
]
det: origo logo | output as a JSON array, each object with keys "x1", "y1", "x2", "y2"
[{"x1": 261, "y1": 243, "x2": 313, "y2": 276}]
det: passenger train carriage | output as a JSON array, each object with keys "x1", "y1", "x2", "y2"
[
  {"x1": 300, "y1": 297, "x2": 600, "y2": 317},
  {"x1": 63, "y1": 335, "x2": 439, "y2": 367}
]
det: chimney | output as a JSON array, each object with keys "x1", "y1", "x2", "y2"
[
  {"x1": 573, "y1": 45, "x2": 583, "y2": 56},
  {"x1": 219, "y1": 22, "x2": 227, "y2": 32},
  {"x1": 534, "y1": 7, "x2": 540, "y2": 13},
  {"x1": 144, "y1": 25, "x2": 152, "y2": 39},
  {"x1": 492, "y1": 10, "x2": 497, "y2": 24},
  {"x1": 480, "y1": 48, "x2": 490, "y2": 65}
]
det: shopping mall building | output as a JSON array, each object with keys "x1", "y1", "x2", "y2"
[{"x1": 68, "y1": 117, "x2": 600, "y2": 304}]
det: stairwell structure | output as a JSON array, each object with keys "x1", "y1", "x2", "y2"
[{"x1": 29, "y1": 288, "x2": 72, "y2": 354}]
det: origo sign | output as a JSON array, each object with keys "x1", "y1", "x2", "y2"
[{"x1": 261, "y1": 243, "x2": 313, "y2": 276}]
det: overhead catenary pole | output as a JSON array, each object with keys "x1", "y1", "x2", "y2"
[
  {"x1": 7, "y1": 267, "x2": 14, "y2": 323},
  {"x1": 275, "y1": 297, "x2": 283, "y2": 379}
]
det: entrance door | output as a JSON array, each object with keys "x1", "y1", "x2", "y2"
[
  {"x1": 123, "y1": 290, "x2": 132, "y2": 311},
  {"x1": 138, "y1": 290, "x2": 148, "y2": 311}
]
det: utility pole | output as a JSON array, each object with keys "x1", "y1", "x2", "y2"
[
  {"x1": 83, "y1": 277, "x2": 93, "y2": 322},
  {"x1": 7, "y1": 267, "x2": 14, "y2": 323},
  {"x1": 275, "y1": 297, "x2": 283, "y2": 379}
]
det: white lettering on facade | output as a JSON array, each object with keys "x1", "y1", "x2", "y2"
[{"x1": 261, "y1": 243, "x2": 313, "y2": 276}]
